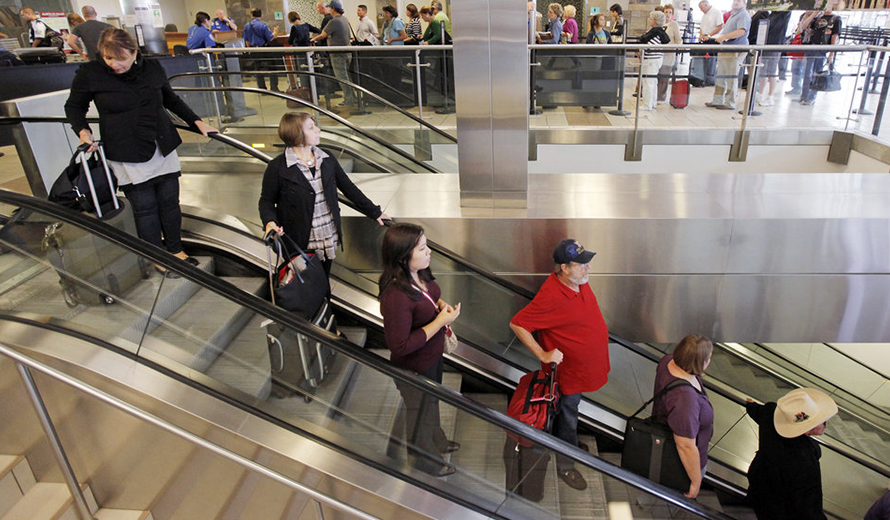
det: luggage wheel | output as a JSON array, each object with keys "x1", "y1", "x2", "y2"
[{"x1": 61, "y1": 283, "x2": 79, "y2": 308}]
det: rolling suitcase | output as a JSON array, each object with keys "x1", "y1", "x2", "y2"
[
  {"x1": 688, "y1": 56, "x2": 706, "y2": 88},
  {"x1": 264, "y1": 298, "x2": 337, "y2": 400},
  {"x1": 503, "y1": 364, "x2": 558, "y2": 501},
  {"x1": 44, "y1": 143, "x2": 149, "y2": 306},
  {"x1": 503, "y1": 438, "x2": 550, "y2": 502},
  {"x1": 670, "y1": 79, "x2": 690, "y2": 109}
]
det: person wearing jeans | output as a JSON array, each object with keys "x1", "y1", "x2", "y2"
[{"x1": 510, "y1": 239, "x2": 611, "y2": 492}]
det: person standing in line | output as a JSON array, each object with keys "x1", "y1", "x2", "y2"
[
  {"x1": 698, "y1": 0, "x2": 723, "y2": 86},
  {"x1": 798, "y1": 0, "x2": 842, "y2": 107},
  {"x1": 657, "y1": 4, "x2": 682, "y2": 104},
  {"x1": 746, "y1": 388, "x2": 838, "y2": 520},
  {"x1": 287, "y1": 12, "x2": 316, "y2": 47},
  {"x1": 64, "y1": 28, "x2": 217, "y2": 272},
  {"x1": 639, "y1": 10, "x2": 670, "y2": 111},
  {"x1": 510, "y1": 239, "x2": 610, "y2": 491},
  {"x1": 586, "y1": 13, "x2": 611, "y2": 44},
  {"x1": 355, "y1": 4, "x2": 379, "y2": 45},
  {"x1": 310, "y1": 1, "x2": 357, "y2": 108},
  {"x1": 382, "y1": 6, "x2": 407, "y2": 45},
  {"x1": 431, "y1": 1, "x2": 450, "y2": 36},
  {"x1": 243, "y1": 8, "x2": 281, "y2": 92},
  {"x1": 186, "y1": 12, "x2": 216, "y2": 50},
  {"x1": 539, "y1": 3, "x2": 563, "y2": 44},
  {"x1": 20, "y1": 8, "x2": 62, "y2": 49},
  {"x1": 404, "y1": 4, "x2": 423, "y2": 44},
  {"x1": 651, "y1": 335, "x2": 714, "y2": 498},
  {"x1": 609, "y1": 4, "x2": 624, "y2": 43},
  {"x1": 67, "y1": 6, "x2": 112, "y2": 60},
  {"x1": 210, "y1": 8, "x2": 237, "y2": 34},
  {"x1": 259, "y1": 113, "x2": 389, "y2": 277},
  {"x1": 313, "y1": 1, "x2": 334, "y2": 43},
  {"x1": 705, "y1": 0, "x2": 750, "y2": 111},
  {"x1": 379, "y1": 223, "x2": 461, "y2": 477},
  {"x1": 562, "y1": 4, "x2": 578, "y2": 43}
]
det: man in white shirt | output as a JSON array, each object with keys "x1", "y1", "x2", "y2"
[
  {"x1": 355, "y1": 4, "x2": 379, "y2": 45},
  {"x1": 698, "y1": 0, "x2": 723, "y2": 86}
]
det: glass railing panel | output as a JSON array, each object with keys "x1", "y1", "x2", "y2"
[
  {"x1": 531, "y1": 46, "x2": 628, "y2": 129},
  {"x1": 0, "y1": 205, "x2": 163, "y2": 353},
  {"x1": 418, "y1": 48, "x2": 456, "y2": 120}
]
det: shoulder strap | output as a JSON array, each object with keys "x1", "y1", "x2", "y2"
[{"x1": 628, "y1": 378, "x2": 693, "y2": 419}]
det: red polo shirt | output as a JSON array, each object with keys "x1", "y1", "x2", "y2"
[{"x1": 510, "y1": 272, "x2": 610, "y2": 395}]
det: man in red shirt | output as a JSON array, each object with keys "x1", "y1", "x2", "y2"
[{"x1": 510, "y1": 239, "x2": 610, "y2": 491}]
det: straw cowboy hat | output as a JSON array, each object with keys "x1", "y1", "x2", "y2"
[{"x1": 774, "y1": 388, "x2": 838, "y2": 438}]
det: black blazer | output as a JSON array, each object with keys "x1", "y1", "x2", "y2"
[
  {"x1": 258, "y1": 152, "x2": 382, "y2": 251},
  {"x1": 64, "y1": 56, "x2": 201, "y2": 163}
]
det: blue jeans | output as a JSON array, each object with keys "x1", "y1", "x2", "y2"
[
  {"x1": 789, "y1": 58, "x2": 804, "y2": 92},
  {"x1": 121, "y1": 173, "x2": 184, "y2": 254},
  {"x1": 553, "y1": 392, "x2": 582, "y2": 471},
  {"x1": 800, "y1": 53, "x2": 826, "y2": 103}
]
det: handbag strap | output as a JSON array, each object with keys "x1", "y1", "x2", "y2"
[{"x1": 629, "y1": 377, "x2": 694, "y2": 420}]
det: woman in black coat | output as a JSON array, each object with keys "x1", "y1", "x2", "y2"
[
  {"x1": 258, "y1": 112, "x2": 389, "y2": 275},
  {"x1": 746, "y1": 388, "x2": 838, "y2": 520},
  {"x1": 64, "y1": 28, "x2": 216, "y2": 271}
]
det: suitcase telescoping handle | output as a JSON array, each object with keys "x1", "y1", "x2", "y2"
[{"x1": 77, "y1": 141, "x2": 119, "y2": 218}]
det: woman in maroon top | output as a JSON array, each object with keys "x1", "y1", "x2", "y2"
[
  {"x1": 651, "y1": 334, "x2": 714, "y2": 498},
  {"x1": 379, "y1": 223, "x2": 461, "y2": 477}
]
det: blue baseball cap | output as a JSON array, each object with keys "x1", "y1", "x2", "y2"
[
  {"x1": 553, "y1": 239, "x2": 595, "y2": 264},
  {"x1": 326, "y1": 0, "x2": 343, "y2": 10}
]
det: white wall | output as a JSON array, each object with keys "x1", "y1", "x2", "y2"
[{"x1": 72, "y1": 0, "x2": 124, "y2": 22}]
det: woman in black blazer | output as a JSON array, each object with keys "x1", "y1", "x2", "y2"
[
  {"x1": 64, "y1": 28, "x2": 216, "y2": 270},
  {"x1": 259, "y1": 112, "x2": 389, "y2": 275}
]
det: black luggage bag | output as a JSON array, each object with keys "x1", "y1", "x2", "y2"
[
  {"x1": 44, "y1": 143, "x2": 149, "y2": 306},
  {"x1": 503, "y1": 438, "x2": 550, "y2": 502},
  {"x1": 620, "y1": 379, "x2": 694, "y2": 492},
  {"x1": 264, "y1": 297, "x2": 338, "y2": 400}
]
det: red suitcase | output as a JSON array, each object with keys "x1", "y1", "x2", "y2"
[{"x1": 670, "y1": 79, "x2": 690, "y2": 109}]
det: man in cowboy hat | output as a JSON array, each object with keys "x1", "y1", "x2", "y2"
[{"x1": 745, "y1": 388, "x2": 838, "y2": 520}]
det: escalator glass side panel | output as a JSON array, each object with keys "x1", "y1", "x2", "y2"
[{"x1": 0, "y1": 206, "x2": 161, "y2": 354}]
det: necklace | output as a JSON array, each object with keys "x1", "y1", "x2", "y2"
[{"x1": 293, "y1": 146, "x2": 315, "y2": 166}]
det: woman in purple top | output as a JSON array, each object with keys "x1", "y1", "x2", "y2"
[
  {"x1": 379, "y1": 223, "x2": 461, "y2": 477},
  {"x1": 562, "y1": 5, "x2": 579, "y2": 43},
  {"x1": 652, "y1": 334, "x2": 714, "y2": 498}
]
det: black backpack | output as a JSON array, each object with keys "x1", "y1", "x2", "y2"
[{"x1": 34, "y1": 20, "x2": 65, "y2": 50}]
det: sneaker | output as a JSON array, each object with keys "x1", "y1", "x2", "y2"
[
  {"x1": 716, "y1": 105, "x2": 736, "y2": 110},
  {"x1": 757, "y1": 97, "x2": 773, "y2": 107},
  {"x1": 785, "y1": 89, "x2": 801, "y2": 96},
  {"x1": 639, "y1": 106, "x2": 654, "y2": 111},
  {"x1": 435, "y1": 463, "x2": 456, "y2": 477},
  {"x1": 800, "y1": 99, "x2": 815, "y2": 106},
  {"x1": 559, "y1": 468, "x2": 588, "y2": 490},
  {"x1": 705, "y1": 102, "x2": 723, "y2": 108}
]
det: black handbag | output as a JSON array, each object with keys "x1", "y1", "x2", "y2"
[
  {"x1": 620, "y1": 379, "x2": 694, "y2": 492},
  {"x1": 265, "y1": 232, "x2": 329, "y2": 319},
  {"x1": 49, "y1": 143, "x2": 118, "y2": 214},
  {"x1": 810, "y1": 63, "x2": 842, "y2": 92}
]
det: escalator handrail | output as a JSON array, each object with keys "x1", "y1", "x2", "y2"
[
  {"x1": 0, "y1": 341, "x2": 387, "y2": 520},
  {"x1": 169, "y1": 85, "x2": 441, "y2": 173},
  {"x1": 168, "y1": 70, "x2": 456, "y2": 144},
  {"x1": 756, "y1": 341, "x2": 890, "y2": 398},
  {"x1": 0, "y1": 190, "x2": 734, "y2": 520}
]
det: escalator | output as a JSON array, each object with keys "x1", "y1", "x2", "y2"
[
  {"x1": 0, "y1": 190, "x2": 733, "y2": 520},
  {"x1": 2, "y1": 133, "x2": 888, "y2": 519},
  {"x1": 167, "y1": 70, "x2": 459, "y2": 175}
]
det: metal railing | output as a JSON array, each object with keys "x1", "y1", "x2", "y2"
[{"x1": 0, "y1": 342, "x2": 385, "y2": 520}]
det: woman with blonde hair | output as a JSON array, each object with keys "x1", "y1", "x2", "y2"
[{"x1": 562, "y1": 4, "x2": 578, "y2": 43}]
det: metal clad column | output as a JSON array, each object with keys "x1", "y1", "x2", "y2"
[{"x1": 453, "y1": 0, "x2": 529, "y2": 210}]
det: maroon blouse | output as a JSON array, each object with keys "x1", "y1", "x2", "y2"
[{"x1": 380, "y1": 281, "x2": 444, "y2": 373}]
